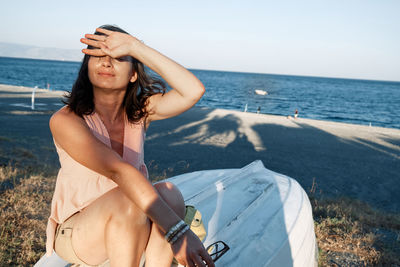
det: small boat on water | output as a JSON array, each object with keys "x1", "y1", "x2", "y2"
[
  {"x1": 35, "y1": 161, "x2": 317, "y2": 267},
  {"x1": 255, "y1": 89, "x2": 268, "y2": 95}
]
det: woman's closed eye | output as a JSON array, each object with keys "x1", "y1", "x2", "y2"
[
  {"x1": 89, "y1": 55, "x2": 131, "y2": 63},
  {"x1": 115, "y1": 56, "x2": 132, "y2": 62}
]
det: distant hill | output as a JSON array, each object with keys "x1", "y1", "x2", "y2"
[{"x1": 0, "y1": 42, "x2": 82, "y2": 62}]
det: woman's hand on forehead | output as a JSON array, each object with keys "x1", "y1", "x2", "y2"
[{"x1": 81, "y1": 28, "x2": 141, "y2": 60}]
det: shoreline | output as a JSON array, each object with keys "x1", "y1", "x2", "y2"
[
  {"x1": 0, "y1": 84, "x2": 399, "y2": 212},
  {"x1": 0, "y1": 84, "x2": 66, "y2": 98},
  {"x1": 2, "y1": 83, "x2": 399, "y2": 131}
]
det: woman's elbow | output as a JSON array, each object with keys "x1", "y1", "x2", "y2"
[
  {"x1": 108, "y1": 169, "x2": 121, "y2": 182},
  {"x1": 198, "y1": 84, "x2": 206, "y2": 97},
  {"x1": 104, "y1": 160, "x2": 126, "y2": 183},
  {"x1": 191, "y1": 83, "x2": 205, "y2": 102}
]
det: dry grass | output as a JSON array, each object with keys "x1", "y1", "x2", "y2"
[
  {"x1": 1, "y1": 163, "x2": 399, "y2": 266},
  {"x1": 0, "y1": 165, "x2": 55, "y2": 266},
  {"x1": 0, "y1": 136, "x2": 12, "y2": 142},
  {"x1": 147, "y1": 159, "x2": 191, "y2": 182},
  {"x1": 310, "y1": 179, "x2": 400, "y2": 266}
]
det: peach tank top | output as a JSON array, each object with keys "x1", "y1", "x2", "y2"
[{"x1": 45, "y1": 112, "x2": 148, "y2": 257}]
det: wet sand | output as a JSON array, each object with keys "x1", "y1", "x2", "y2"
[{"x1": 1, "y1": 84, "x2": 399, "y2": 212}]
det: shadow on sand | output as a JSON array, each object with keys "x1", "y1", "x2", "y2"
[{"x1": 146, "y1": 107, "x2": 400, "y2": 213}]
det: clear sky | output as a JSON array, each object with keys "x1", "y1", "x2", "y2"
[{"x1": 1, "y1": 0, "x2": 399, "y2": 81}]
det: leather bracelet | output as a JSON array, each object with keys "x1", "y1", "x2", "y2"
[
  {"x1": 167, "y1": 222, "x2": 187, "y2": 243},
  {"x1": 165, "y1": 220, "x2": 185, "y2": 241},
  {"x1": 170, "y1": 224, "x2": 190, "y2": 244}
]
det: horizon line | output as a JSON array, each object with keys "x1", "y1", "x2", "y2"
[{"x1": 1, "y1": 55, "x2": 399, "y2": 84}]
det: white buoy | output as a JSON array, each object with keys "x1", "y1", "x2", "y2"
[
  {"x1": 31, "y1": 86, "x2": 37, "y2": 110},
  {"x1": 244, "y1": 103, "x2": 248, "y2": 112}
]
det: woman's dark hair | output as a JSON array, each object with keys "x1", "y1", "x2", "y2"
[{"x1": 64, "y1": 24, "x2": 166, "y2": 123}]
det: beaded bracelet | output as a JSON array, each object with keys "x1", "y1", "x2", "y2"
[
  {"x1": 170, "y1": 224, "x2": 190, "y2": 245},
  {"x1": 165, "y1": 220, "x2": 185, "y2": 242}
]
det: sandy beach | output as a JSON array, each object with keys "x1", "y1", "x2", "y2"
[{"x1": 1, "y1": 84, "x2": 399, "y2": 212}]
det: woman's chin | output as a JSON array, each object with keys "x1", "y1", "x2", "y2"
[{"x1": 92, "y1": 82, "x2": 127, "y2": 91}]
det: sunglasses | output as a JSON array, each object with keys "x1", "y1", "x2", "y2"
[{"x1": 206, "y1": 241, "x2": 230, "y2": 263}]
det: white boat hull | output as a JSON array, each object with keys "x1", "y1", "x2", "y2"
[
  {"x1": 255, "y1": 89, "x2": 268, "y2": 95},
  {"x1": 168, "y1": 160, "x2": 317, "y2": 267}
]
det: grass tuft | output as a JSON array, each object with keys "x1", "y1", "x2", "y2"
[
  {"x1": 310, "y1": 180, "x2": 400, "y2": 266},
  {"x1": 0, "y1": 136, "x2": 12, "y2": 142},
  {"x1": 0, "y1": 165, "x2": 55, "y2": 266}
]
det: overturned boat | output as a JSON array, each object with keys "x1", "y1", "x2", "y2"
[{"x1": 35, "y1": 161, "x2": 317, "y2": 267}]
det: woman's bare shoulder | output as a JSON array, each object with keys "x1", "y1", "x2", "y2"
[
  {"x1": 49, "y1": 106, "x2": 124, "y2": 177},
  {"x1": 49, "y1": 106, "x2": 87, "y2": 137},
  {"x1": 51, "y1": 105, "x2": 74, "y2": 119}
]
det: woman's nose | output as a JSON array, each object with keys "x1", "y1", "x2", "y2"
[{"x1": 100, "y1": 56, "x2": 112, "y2": 67}]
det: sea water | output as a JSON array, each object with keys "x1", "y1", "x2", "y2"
[{"x1": 1, "y1": 56, "x2": 399, "y2": 129}]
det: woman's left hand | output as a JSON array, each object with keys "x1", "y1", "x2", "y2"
[
  {"x1": 172, "y1": 230, "x2": 215, "y2": 267},
  {"x1": 80, "y1": 28, "x2": 142, "y2": 59}
]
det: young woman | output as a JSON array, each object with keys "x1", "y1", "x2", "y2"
[{"x1": 45, "y1": 25, "x2": 214, "y2": 267}]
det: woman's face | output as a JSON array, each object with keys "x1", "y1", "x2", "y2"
[{"x1": 88, "y1": 55, "x2": 137, "y2": 90}]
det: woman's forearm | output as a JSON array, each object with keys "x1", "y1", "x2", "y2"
[
  {"x1": 111, "y1": 161, "x2": 180, "y2": 233},
  {"x1": 82, "y1": 30, "x2": 204, "y2": 102},
  {"x1": 130, "y1": 41, "x2": 205, "y2": 100}
]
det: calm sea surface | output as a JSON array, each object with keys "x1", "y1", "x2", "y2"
[{"x1": 1, "y1": 56, "x2": 399, "y2": 129}]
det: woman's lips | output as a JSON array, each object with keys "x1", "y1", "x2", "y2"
[{"x1": 98, "y1": 72, "x2": 115, "y2": 77}]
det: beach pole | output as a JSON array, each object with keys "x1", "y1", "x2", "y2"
[
  {"x1": 244, "y1": 103, "x2": 248, "y2": 112},
  {"x1": 31, "y1": 86, "x2": 37, "y2": 110}
]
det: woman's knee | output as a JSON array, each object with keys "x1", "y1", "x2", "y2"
[
  {"x1": 154, "y1": 182, "x2": 185, "y2": 218},
  {"x1": 107, "y1": 187, "x2": 148, "y2": 225}
]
